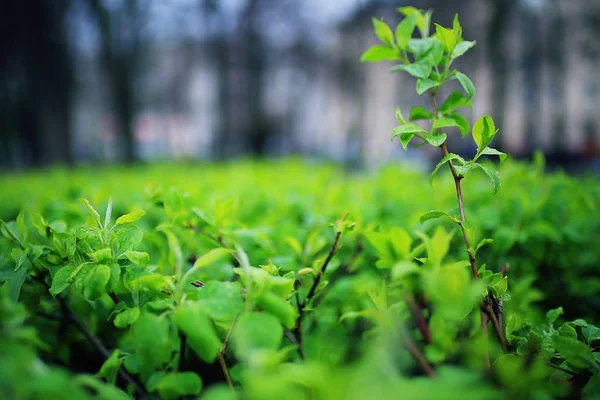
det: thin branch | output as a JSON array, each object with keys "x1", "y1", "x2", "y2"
[
  {"x1": 404, "y1": 293, "x2": 431, "y2": 345},
  {"x1": 403, "y1": 337, "x2": 436, "y2": 378},
  {"x1": 300, "y1": 229, "x2": 342, "y2": 313},
  {"x1": 57, "y1": 294, "x2": 147, "y2": 396},
  {"x1": 34, "y1": 276, "x2": 146, "y2": 396},
  {"x1": 429, "y1": 92, "x2": 478, "y2": 280},
  {"x1": 481, "y1": 299, "x2": 508, "y2": 352},
  {"x1": 185, "y1": 224, "x2": 241, "y2": 264},
  {"x1": 545, "y1": 363, "x2": 577, "y2": 376},
  {"x1": 218, "y1": 315, "x2": 239, "y2": 392}
]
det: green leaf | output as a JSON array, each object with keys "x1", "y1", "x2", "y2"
[
  {"x1": 395, "y1": 106, "x2": 407, "y2": 124},
  {"x1": 193, "y1": 248, "x2": 231, "y2": 269},
  {"x1": 429, "y1": 153, "x2": 465, "y2": 184},
  {"x1": 478, "y1": 147, "x2": 507, "y2": 163},
  {"x1": 410, "y1": 106, "x2": 434, "y2": 121},
  {"x1": 256, "y1": 291, "x2": 296, "y2": 329},
  {"x1": 432, "y1": 118, "x2": 459, "y2": 130},
  {"x1": 114, "y1": 226, "x2": 144, "y2": 257},
  {"x1": 232, "y1": 312, "x2": 283, "y2": 357},
  {"x1": 395, "y1": 14, "x2": 416, "y2": 50},
  {"x1": 435, "y1": 23, "x2": 457, "y2": 54},
  {"x1": 115, "y1": 210, "x2": 146, "y2": 225},
  {"x1": 475, "y1": 238, "x2": 494, "y2": 253},
  {"x1": 451, "y1": 40, "x2": 476, "y2": 59},
  {"x1": 84, "y1": 264, "x2": 111, "y2": 300},
  {"x1": 392, "y1": 123, "x2": 427, "y2": 139},
  {"x1": 390, "y1": 62, "x2": 432, "y2": 79},
  {"x1": 16, "y1": 209, "x2": 28, "y2": 244},
  {"x1": 447, "y1": 112, "x2": 470, "y2": 136},
  {"x1": 546, "y1": 307, "x2": 564, "y2": 325},
  {"x1": 399, "y1": 132, "x2": 416, "y2": 150},
  {"x1": 90, "y1": 248, "x2": 113, "y2": 263},
  {"x1": 132, "y1": 313, "x2": 173, "y2": 369},
  {"x1": 397, "y1": 7, "x2": 425, "y2": 33},
  {"x1": 11, "y1": 248, "x2": 28, "y2": 271},
  {"x1": 80, "y1": 198, "x2": 102, "y2": 227},
  {"x1": 454, "y1": 71, "x2": 476, "y2": 100},
  {"x1": 104, "y1": 197, "x2": 113, "y2": 229},
  {"x1": 156, "y1": 372, "x2": 203, "y2": 400},
  {"x1": 360, "y1": 46, "x2": 400, "y2": 62},
  {"x1": 552, "y1": 336, "x2": 596, "y2": 369},
  {"x1": 172, "y1": 303, "x2": 222, "y2": 363},
  {"x1": 372, "y1": 18, "x2": 395, "y2": 47},
  {"x1": 424, "y1": 133, "x2": 447, "y2": 147},
  {"x1": 439, "y1": 91, "x2": 471, "y2": 113},
  {"x1": 420, "y1": 211, "x2": 447, "y2": 224},
  {"x1": 197, "y1": 281, "x2": 243, "y2": 322},
  {"x1": 473, "y1": 163, "x2": 501, "y2": 194},
  {"x1": 472, "y1": 115, "x2": 497, "y2": 150},
  {"x1": 125, "y1": 250, "x2": 149, "y2": 268},
  {"x1": 416, "y1": 79, "x2": 440, "y2": 95},
  {"x1": 557, "y1": 324, "x2": 578, "y2": 340},
  {"x1": 114, "y1": 307, "x2": 140, "y2": 328},
  {"x1": 50, "y1": 265, "x2": 77, "y2": 296},
  {"x1": 97, "y1": 349, "x2": 123, "y2": 385}
]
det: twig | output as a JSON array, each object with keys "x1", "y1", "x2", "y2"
[
  {"x1": 545, "y1": 363, "x2": 577, "y2": 376},
  {"x1": 403, "y1": 337, "x2": 436, "y2": 378},
  {"x1": 185, "y1": 224, "x2": 241, "y2": 264},
  {"x1": 57, "y1": 294, "x2": 147, "y2": 396},
  {"x1": 218, "y1": 315, "x2": 239, "y2": 392},
  {"x1": 404, "y1": 293, "x2": 431, "y2": 345},
  {"x1": 300, "y1": 230, "x2": 342, "y2": 313},
  {"x1": 481, "y1": 298, "x2": 508, "y2": 353},
  {"x1": 34, "y1": 276, "x2": 146, "y2": 396}
]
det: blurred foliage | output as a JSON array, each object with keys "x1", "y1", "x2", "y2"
[{"x1": 0, "y1": 157, "x2": 599, "y2": 399}]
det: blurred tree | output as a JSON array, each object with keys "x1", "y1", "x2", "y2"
[
  {"x1": 87, "y1": 0, "x2": 146, "y2": 163},
  {"x1": 546, "y1": 0, "x2": 566, "y2": 152},
  {"x1": 487, "y1": 0, "x2": 516, "y2": 152},
  {"x1": 0, "y1": 0, "x2": 75, "y2": 167},
  {"x1": 521, "y1": 4, "x2": 543, "y2": 153}
]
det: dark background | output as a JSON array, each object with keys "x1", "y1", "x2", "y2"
[{"x1": 1, "y1": 0, "x2": 599, "y2": 170}]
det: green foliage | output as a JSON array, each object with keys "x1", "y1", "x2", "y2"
[{"x1": 0, "y1": 5, "x2": 599, "y2": 400}]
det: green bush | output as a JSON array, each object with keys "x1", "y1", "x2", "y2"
[{"x1": 1, "y1": 5, "x2": 600, "y2": 400}]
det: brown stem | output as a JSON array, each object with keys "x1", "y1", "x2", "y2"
[
  {"x1": 403, "y1": 337, "x2": 436, "y2": 378},
  {"x1": 301, "y1": 230, "x2": 342, "y2": 310},
  {"x1": 429, "y1": 93, "x2": 478, "y2": 279},
  {"x1": 482, "y1": 299, "x2": 508, "y2": 352},
  {"x1": 218, "y1": 315, "x2": 239, "y2": 391},
  {"x1": 404, "y1": 293, "x2": 431, "y2": 345}
]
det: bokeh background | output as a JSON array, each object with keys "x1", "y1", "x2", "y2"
[{"x1": 1, "y1": 0, "x2": 599, "y2": 171}]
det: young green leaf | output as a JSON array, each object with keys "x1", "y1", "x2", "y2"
[
  {"x1": 115, "y1": 210, "x2": 146, "y2": 225},
  {"x1": 360, "y1": 46, "x2": 400, "y2": 62},
  {"x1": 172, "y1": 303, "x2": 222, "y2": 363},
  {"x1": 472, "y1": 115, "x2": 497, "y2": 151},
  {"x1": 416, "y1": 79, "x2": 440, "y2": 95},
  {"x1": 395, "y1": 106, "x2": 407, "y2": 124},
  {"x1": 372, "y1": 18, "x2": 395, "y2": 47},
  {"x1": 425, "y1": 133, "x2": 447, "y2": 147},
  {"x1": 392, "y1": 123, "x2": 427, "y2": 140},
  {"x1": 435, "y1": 23, "x2": 457, "y2": 54},
  {"x1": 439, "y1": 91, "x2": 471, "y2": 113},
  {"x1": 232, "y1": 312, "x2": 283, "y2": 356},
  {"x1": 473, "y1": 163, "x2": 501, "y2": 194},
  {"x1": 475, "y1": 238, "x2": 494, "y2": 253},
  {"x1": 84, "y1": 264, "x2": 111, "y2": 300},
  {"x1": 390, "y1": 61, "x2": 432, "y2": 79},
  {"x1": 114, "y1": 307, "x2": 141, "y2": 328},
  {"x1": 419, "y1": 210, "x2": 448, "y2": 224},
  {"x1": 395, "y1": 14, "x2": 417, "y2": 50},
  {"x1": 49, "y1": 265, "x2": 77, "y2": 296},
  {"x1": 125, "y1": 250, "x2": 150, "y2": 268},
  {"x1": 397, "y1": 7, "x2": 425, "y2": 32},
  {"x1": 104, "y1": 197, "x2": 113, "y2": 229},
  {"x1": 97, "y1": 349, "x2": 123, "y2": 385},
  {"x1": 409, "y1": 106, "x2": 434, "y2": 121},
  {"x1": 451, "y1": 41, "x2": 476, "y2": 59},
  {"x1": 446, "y1": 112, "x2": 470, "y2": 136},
  {"x1": 156, "y1": 372, "x2": 203, "y2": 400},
  {"x1": 432, "y1": 118, "x2": 459, "y2": 130},
  {"x1": 429, "y1": 153, "x2": 465, "y2": 184},
  {"x1": 454, "y1": 71, "x2": 476, "y2": 100},
  {"x1": 80, "y1": 198, "x2": 102, "y2": 227},
  {"x1": 478, "y1": 147, "x2": 507, "y2": 163}
]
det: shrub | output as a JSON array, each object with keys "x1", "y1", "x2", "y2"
[{"x1": 1, "y1": 6, "x2": 600, "y2": 400}]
